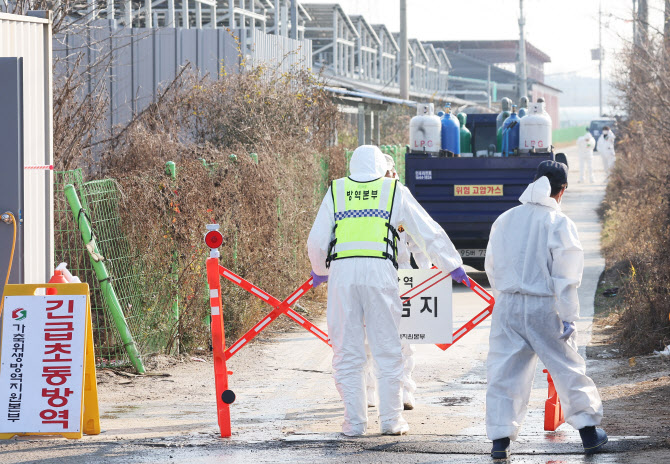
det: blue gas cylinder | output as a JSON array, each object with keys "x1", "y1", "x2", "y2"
[
  {"x1": 501, "y1": 105, "x2": 521, "y2": 156},
  {"x1": 441, "y1": 103, "x2": 461, "y2": 154}
]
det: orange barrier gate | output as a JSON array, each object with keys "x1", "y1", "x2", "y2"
[
  {"x1": 204, "y1": 225, "x2": 329, "y2": 437},
  {"x1": 204, "y1": 225, "x2": 559, "y2": 437}
]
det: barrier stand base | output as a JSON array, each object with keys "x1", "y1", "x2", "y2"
[{"x1": 543, "y1": 369, "x2": 565, "y2": 431}]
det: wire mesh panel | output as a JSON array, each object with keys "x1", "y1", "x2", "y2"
[
  {"x1": 54, "y1": 170, "x2": 128, "y2": 366},
  {"x1": 54, "y1": 172, "x2": 174, "y2": 367},
  {"x1": 78, "y1": 180, "x2": 172, "y2": 359}
]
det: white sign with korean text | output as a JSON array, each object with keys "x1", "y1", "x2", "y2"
[
  {"x1": 398, "y1": 269, "x2": 453, "y2": 344},
  {"x1": 0, "y1": 295, "x2": 87, "y2": 433}
]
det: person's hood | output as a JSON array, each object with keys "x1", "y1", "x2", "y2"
[
  {"x1": 384, "y1": 153, "x2": 395, "y2": 172},
  {"x1": 519, "y1": 176, "x2": 560, "y2": 211},
  {"x1": 349, "y1": 145, "x2": 387, "y2": 182}
]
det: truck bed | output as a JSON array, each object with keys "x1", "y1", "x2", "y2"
[{"x1": 405, "y1": 154, "x2": 553, "y2": 270}]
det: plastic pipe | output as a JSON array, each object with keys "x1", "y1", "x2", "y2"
[{"x1": 64, "y1": 184, "x2": 146, "y2": 374}]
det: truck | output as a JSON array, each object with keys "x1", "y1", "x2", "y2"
[{"x1": 405, "y1": 112, "x2": 565, "y2": 271}]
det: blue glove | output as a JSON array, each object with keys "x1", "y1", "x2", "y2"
[
  {"x1": 559, "y1": 321, "x2": 576, "y2": 341},
  {"x1": 450, "y1": 266, "x2": 470, "y2": 287},
  {"x1": 310, "y1": 270, "x2": 328, "y2": 288}
]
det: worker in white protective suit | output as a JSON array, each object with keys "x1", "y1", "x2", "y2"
[
  {"x1": 576, "y1": 128, "x2": 596, "y2": 183},
  {"x1": 485, "y1": 160, "x2": 607, "y2": 459},
  {"x1": 596, "y1": 126, "x2": 616, "y2": 176},
  {"x1": 307, "y1": 145, "x2": 467, "y2": 436},
  {"x1": 365, "y1": 154, "x2": 433, "y2": 412}
]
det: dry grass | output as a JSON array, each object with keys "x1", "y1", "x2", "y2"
[{"x1": 600, "y1": 40, "x2": 670, "y2": 354}]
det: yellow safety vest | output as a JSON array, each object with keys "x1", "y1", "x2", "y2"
[{"x1": 327, "y1": 177, "x2": 399, "y2": 268}]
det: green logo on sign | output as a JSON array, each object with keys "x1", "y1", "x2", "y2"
[{"x1": 12, "y1": 308, "x2": 26, "y2": 321}]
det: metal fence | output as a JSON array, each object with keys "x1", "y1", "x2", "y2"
[
  {"x1": 55, "y1": 170, "x2": 174, "y2": 367},
  {"x1": 246, "y1": 26, "x2": 312, "y2": 72},
  {"x1": 53, "y1": 22, "x2": 313, "y2": 130}
]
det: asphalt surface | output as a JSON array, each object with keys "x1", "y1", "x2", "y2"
[{"x1": 1, "y1": 146, "x2": 665, "y2": 463}]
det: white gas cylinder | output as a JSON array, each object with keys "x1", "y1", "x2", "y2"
[
  {"x1": 410, "y1": 103, "x2": 442, "y2": 153},
  {"x1": 519, "y1": 101, "x2": 552, "y2": 153}
]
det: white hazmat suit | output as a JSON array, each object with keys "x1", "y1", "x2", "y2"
[
  {"x1": 484, "y1": 176, "x2": 603, "y2": 441},
  {"x1": 307, "y1": 146, "x2": 462, "y2": 436},
  {"x1": 596, "y1": 130, "x2": 616, "y2": 176},
  {"x1": 366, "y1": 230, "x2": 431, "y2": 410},
  {"x1": 576, "y1": 132, "x2": 596, "y2": 183}
]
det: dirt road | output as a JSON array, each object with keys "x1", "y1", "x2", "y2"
[{"x1": 1, "y1": 146, "x2": 668, "y2": 463}]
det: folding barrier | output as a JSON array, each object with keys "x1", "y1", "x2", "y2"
[
  {"x1": 398, "y1": 268, "x2": 495, "y2": 351},
  {"x1": 203, "y1": 225, "x2": 561, "y2": 437}
]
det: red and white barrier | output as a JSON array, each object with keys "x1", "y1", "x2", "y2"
[
  {"x1": 400, "y1": 268, "x2": 495, "y2": 351},
  {"x1": 203, "y1": 225, "x2": 511, "y2": 438}
]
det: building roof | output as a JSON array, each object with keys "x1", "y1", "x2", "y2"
[
  {"x1": 302, "y1": 3, "x2": 358, "y2": 37},
  {"x1": 428, "y1": 40, "x2": 551, "y2": 64},
  {"x1": 349, "y1": 15, "x2": 381, "y2": 46},
  {"x1": 371, "y1": 24, "x2": 399, "y2": 52},
  {"x1": 444, "y1": 50, "x2": 519, "y2": 83}
]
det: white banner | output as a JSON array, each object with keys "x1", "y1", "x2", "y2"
[
  {"x1": 398, "y1": 269, "x2": 453, "y2": 344},
  {"x1": 0, "y1": 295, "x2": 87, "y2": 433}
]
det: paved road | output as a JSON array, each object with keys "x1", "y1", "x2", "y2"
[{"x1": 0, "y1": 147, "x2": 659, "y2": 463}]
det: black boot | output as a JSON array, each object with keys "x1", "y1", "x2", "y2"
[
  {"x1": 579, "y1": 426, "x2": 608, "y2": 454},
  {"x1": 491, "y1": 437, "x2": 510, "y2": 459}
]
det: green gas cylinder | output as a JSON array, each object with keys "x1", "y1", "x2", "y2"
[
  {"x1": 457, "y1": 113, "x2": 472, "y2": 153},
  {"x1": 496, "y1": 125, "x2": 503, "y2": 152}
]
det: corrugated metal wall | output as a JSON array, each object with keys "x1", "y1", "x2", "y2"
[
  {"x1": 53, "y1": 23, "x2": 313, "y2": 130},
  {"x1": 0, "y1": 11, "x2": 54, "y2": 284},
  {"x1": 249, "y1": 27, "x2": 312, "y2": 72}
]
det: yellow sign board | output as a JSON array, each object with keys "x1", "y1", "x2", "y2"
[
  {"x1": 454, "y1": 185, "x2": 503, "y2": 196},
  {"x1": 0, "y1": 283, "x2": 100, "y2": 439}
]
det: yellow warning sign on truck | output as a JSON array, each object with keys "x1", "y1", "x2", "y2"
[{"x1": 454, "y1": 185, "x2": 503, "y2": 196}]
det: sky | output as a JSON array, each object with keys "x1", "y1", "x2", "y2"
[{"x1": 305, "y1": 0, "x2": 668, "y2": 81}]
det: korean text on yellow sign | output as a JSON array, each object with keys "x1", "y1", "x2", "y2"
[{"x1": 454, "y1": 185, "x2": 503, "y2": 196}]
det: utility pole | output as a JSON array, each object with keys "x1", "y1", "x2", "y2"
[
  {"x1": 599, "y1": 1, "x2": 603, "y2": 116},
  {"x1": 290, "y1": 0, "x2": 298, "y2": 40},
  {"x1": 399, "y1": 0, "x2": 409, "y2": 100},
  {"x1": 518, "y1": 0, "x2": 528, "y2": 99},
  {"x1": 633, "y1": 0, "x2": 637, "y2": 47}
]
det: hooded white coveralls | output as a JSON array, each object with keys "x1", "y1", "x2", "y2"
[
  {"x1": 576, "y1": 133, "x2": 596, "y2": 183},
  {"x1": 596, "y1": 131, "x2": 616, "y2": 176},
  {"x1": 366, "y1": 233, "x2": 431, "y2": 408},
  {"x1": 484, "y1": 176, "x2": 603, "y2": 441},
  {"x1": 307, "y1": 146, "x2": 462, "y2": 435}
]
